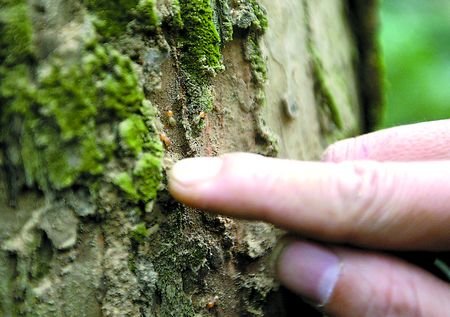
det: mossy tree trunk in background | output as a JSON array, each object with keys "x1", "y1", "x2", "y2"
[{"x1": 0, "y1": 0, "x2": 381, "y2": 316}]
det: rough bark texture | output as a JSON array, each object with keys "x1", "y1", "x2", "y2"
[{"x1": 0, "y1": 0, "x2": 380, "y2": 316}]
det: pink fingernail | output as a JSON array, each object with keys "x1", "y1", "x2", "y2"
[
  {"x1": 276, "y1": 241, "x2": 341, "y2": 306},
  {"x1": 169, "y1": 157, "x2": 223, "y2": 186}
]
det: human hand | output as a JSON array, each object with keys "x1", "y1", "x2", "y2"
[{"x1": 168, "y1": 120, "x2": 450, "y2": 316}]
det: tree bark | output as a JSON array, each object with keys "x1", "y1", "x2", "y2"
[{"x1": 0, "y1": 0, "x2": 381, "y2": 316}]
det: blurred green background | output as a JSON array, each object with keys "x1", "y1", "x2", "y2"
[{"x1": 379, "y1": 0, "x2": 450, "y2": 128}]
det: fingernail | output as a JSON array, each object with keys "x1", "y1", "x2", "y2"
[
  {"x1": 276, "y1": 241, "x2": 341, "y2": 306},
  {"x1": 169, "y1": 157, "x2": 223, "y2": 186}
]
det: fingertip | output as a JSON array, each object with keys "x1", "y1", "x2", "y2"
[
  {"x1": 167, "y1": 153, "x2": 263, "y2": 209},
  {"x1": 168, "y1": 157, "x2": 223, "y2": 187},
  {"x1": 276, "y1": 240, "x2": 341, "y2": 306},
  {"x1": 167, "y1": 156, "x2": 224, "y2": 210}
]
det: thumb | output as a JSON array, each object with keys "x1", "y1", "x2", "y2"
[{"x1": 277, "y1": 240, "x2": 450, "y2": 316}]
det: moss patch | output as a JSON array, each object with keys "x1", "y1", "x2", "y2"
[
  {"x1": 231, "y1": 0, "x2": 269, "y2": 96},
  {"x1": 131, "y1": 223, "x2": 150, "y2": 242},
  {"x1": 119, "y1": 115, "x2": 150, "y2": 157},
  {"x1": 114, "y1": 151, "x2": 163, "y2": 202},
  {"x1": 172, "y1": 0, "x2": 224, "y2": 134},
  {"x1": 135, "y1": 0, "x2": 161, "y2": 30},
  {"x1": 0, "y1": 3, "x2": 163, "y2": 202},
  {"x1": 143, "y1": 211, "x2": 213, "y2": 316},
  {"x1": 19, "y1": 44, "x2": 145, "y2": 189},
  {"x1": 83, "y1": 0, "x2": 161, "y2": 37},
  {"x1": 132, "y1": 152, "x2": 163, "y2": 201},
  {"x1": 83, "y1": 0, "x2": 139, "y2": 37},
  {"x1": 0, "y1": 1, "x2": 33, "y2": 65},
  {"x1": 245, "y1": 36, "x2": 268, "y2": 87},
  {"x1": 179, "y1": 0, "x2": 222, "y2": 79},
  {"x1": 170, "y1": 1, "x2": 270, "y2": 134},
  {"x1": 249, "y1": 0, "x2": 268, "y2": 32}
]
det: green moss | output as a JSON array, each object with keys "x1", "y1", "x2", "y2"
[
  {"x1": 113, "y1": 172, "x2": 139, "y2": 200},
  {"x1": 233, "y1": 1, "x2": 268, "y2": 100},
  {"x1": 135, "y1": 0, "x2": 161, "y2": 28},
  {"x1": 170, "y1": 0, "x2": 269, "y2": 134},
  {"x1": 146, "y1": 213, "x2": 213, "y2": 316},
  {"x1": 119, "y1": 115, "x2": 148, "y2": 157},
  {"x1": 231, "y1": 0, "x2": 267, "y2": 34},
  {"x1": 83, "y1": 0, "x2": 161, "y2": 37},
  {"x1": 133, "y1": 152, "x2": 163, "y2": 201},
  {"x1": 118, "y1": 111, "x2": 163, "y2": 157},
  {"x1": 245, "y1": 36, "x2": 267, "y2": 87},
  {"x1": 179, "y1": 0, "x2": 222, "y2": 79},
  {"x1": 249, "y1": 0, "x2": 268, "y2": 32},
  {"x1": 0, "y1": 64, "x2": 35, "y2": 114},
  {"x1": 15, "y1": 44, "x2": 146, "y2": 190},
  {"x1": 171, "y1": 0, "x2": 225, "y2": 134},
  {"x1": 83, "y1": 0, "x2": 139, "y2": 37},
  {"x1": 116, "y1": 108, "x2": 164, "y2": 202},
  {"x1": 113, "y1": 150, "x2": 163, "y2": 203},
  {"x1": 159, "y1": 281, "x2": 196, "y2": 317},
  {"x1": 167, "y1": 0, "x2": 183, "y2": 29},
  {"x1": 0, "y1": 1, "x2": 33, "y2": 65},
  {"x1": 131, "y1": 223, "x2": 150, "y2": 242},
  {"x1": 1, "y1": 7, "x2": 163, "y2": 200},
  {"x1": 130, "y1": 223, "x2": 159, "y2": 243},
  {"x1": 215, "y1": 0, "x2": 233, "y2": 42},
  {"x1": 35, "y1": 45, "x2": 143, "y2": 136}
]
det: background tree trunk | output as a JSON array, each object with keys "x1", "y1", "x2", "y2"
[{"x1": 0, "y1": 0, "x2": 381, "y2": 316}]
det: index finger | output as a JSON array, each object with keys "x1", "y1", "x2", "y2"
[
  {"x1": 168, "y1": 153, "x2": 450, "y2": 251},
  {"x1": 324, "y1": 119, "x2": 450, "y2": 162}
]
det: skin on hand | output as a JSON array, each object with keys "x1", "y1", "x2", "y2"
[{"x1": 168, "y1": 120, "x2": 450, "y2": 316}]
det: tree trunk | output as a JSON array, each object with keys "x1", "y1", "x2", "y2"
[{"x1": 0, "y1": 0, "x2": 381, "y2": 316}]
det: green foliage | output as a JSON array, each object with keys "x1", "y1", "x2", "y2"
[{"x1": 380, "y1": 1, "x2": 450, "y2": 127}]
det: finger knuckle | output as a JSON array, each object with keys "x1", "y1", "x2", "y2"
[
  {"x1": 377, "y1": 278, "x2": 424, "y2": 317},
  {"x1": 331, "y1": 161, "x2": 392, "y2": 239}
]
